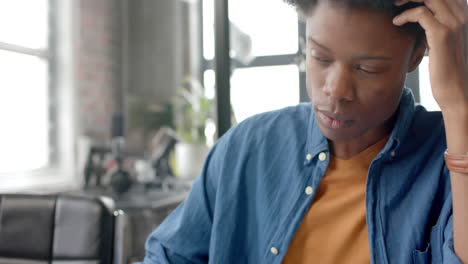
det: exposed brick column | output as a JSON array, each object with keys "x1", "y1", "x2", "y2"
[{"x1": 75, "y1": 0, "x2": 121, "y2": 141}]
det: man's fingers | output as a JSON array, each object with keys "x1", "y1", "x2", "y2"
[
  {"x1": 394, "y1": 0, "x2": 424, "y2": 6},
  {"x1": 394, "y1": 0, "x2": 458, "y2": 27},
  {"x1": 393, "y1": 6, "x2": 445, "y2": 44}
]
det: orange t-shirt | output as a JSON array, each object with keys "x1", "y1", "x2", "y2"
[{"x1": 282, "y1": 136, "x2": 388, "y2": 264}]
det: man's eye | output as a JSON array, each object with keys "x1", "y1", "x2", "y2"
[
  {"x1": 312, "y1": 56, "x2": 332, "y2": 63},
  {"x1": 356, "y1": 65, "x2": 380, "y2": 74}
]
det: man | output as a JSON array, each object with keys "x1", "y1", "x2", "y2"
[{"x1": 140, "y1": 0, "x2": 468, "y2": 263}]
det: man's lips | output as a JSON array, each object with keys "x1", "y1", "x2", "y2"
[
  {"x1": 316, "y1": 110, "x2": 355, "y2": 129},
  {"x1": 318, "y1": 110, "x2": 352, "y2": 121}
]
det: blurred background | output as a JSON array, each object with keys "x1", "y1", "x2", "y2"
[{"x1": 0, "y1": 0, "x2": 437, "y2": 262}]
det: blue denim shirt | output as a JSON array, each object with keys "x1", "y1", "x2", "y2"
[{"x1": 140, "y1": 89, "x2": 462, "y2": 264}]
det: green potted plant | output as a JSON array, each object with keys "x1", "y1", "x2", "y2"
[{"x1": 172, "y1": 76, "x2": 214, "y2": 180}]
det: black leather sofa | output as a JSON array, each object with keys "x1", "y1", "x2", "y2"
[{"x1": 0, "y1": 194, "x2": 127, "y2": 264}]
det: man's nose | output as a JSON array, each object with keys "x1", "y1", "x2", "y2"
[{"x1": 323, "y1": 65, "x2": 355, "y2": 102}]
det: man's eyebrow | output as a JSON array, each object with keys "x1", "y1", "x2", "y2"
[
  {"x1": 308, "y1": 37, "x2": 393, "y2": 61},
  {"x1": 354, "y1": 55, "x2": 392, "y2": 61},
  {"x1": 308, "y1": 37, "x2": 331, "y2": 52}
]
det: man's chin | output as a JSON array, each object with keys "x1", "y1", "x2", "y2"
[{"x1": 318, "y1": 124, "x2": 359, "y2": 142}]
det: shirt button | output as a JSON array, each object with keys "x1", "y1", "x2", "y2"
[
  {"x1": 318, "y1": 152, "x2": 327, "y2": 161},
  {"x1": 270, "y1": 247, "x2": 279, "y2": 255},
  {"x1": 305, "y1": 186, "x2": 314, "y2": 195},
  {"x1": 390, "y1": 151, "x2": 396, "y2": 157},
  {"x1": 306, "y1": 153, "x2": 312, "y2": 161}
]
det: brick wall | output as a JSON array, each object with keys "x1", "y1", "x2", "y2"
[
  {"x1": 72, "y1": 0, "x2": 200, "y2": 150},
  {"x1": 75, "y1": 0, "x2": 122, "y2": 141}
]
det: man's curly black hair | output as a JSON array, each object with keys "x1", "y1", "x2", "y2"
[
  {"x1": 284, "y1": 0, "x2": 425, "y2": 45},
  {"x1": 284, "y1": 0, "x2": 421, "y2": 15}
]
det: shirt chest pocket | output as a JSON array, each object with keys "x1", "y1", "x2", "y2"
[{"x1": 412, "y1": 225, "x2": 443, "y2": 264}]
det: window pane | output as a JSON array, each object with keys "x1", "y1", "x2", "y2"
[
  {"x1": 229, "y1": 0, "x2": 298, "y2": 57},
  {"x1": 418, "y1": 57, "x2": 440, "y2": 111},
  {"x1": 0, "y1": 0, "x2": 48, "y2": 49},
  {"x1": 203, "y1": 0, "x2": 298, "y2": 59},
  {"x1": 203, "y1": 69, "x2": 216, "y2": 100},
  {"x1": 0, "y1": 50, "x2": 49, "y2": 173},
  {"x1": 203, "y1": 0, "x2": 215, "y2": 60},
  {"x1": 230, "y1": 65, "x2": 300, "y2": 122}
]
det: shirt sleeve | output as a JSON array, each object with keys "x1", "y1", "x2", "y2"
[{"x1": 138, "y1": 140, "x2": 225, "y2": 264}]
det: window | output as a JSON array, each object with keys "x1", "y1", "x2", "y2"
[
  {"x1": 228, "y1": 0, "x2": 298, "y2": 57},
  {"x1": 230, "y1": 65, "x2": 300, "y2": 122},
  {"x1": 203, "y1": 0, "x2": 303, "y2": 124},
  {"x1": 418, "y1": 56, "x2": 440, "y2": 111},
  {"x1": 0, "y1": 0, "x2": 50, "y2": 174}
]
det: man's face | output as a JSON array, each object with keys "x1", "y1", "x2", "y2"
[{"x1": 306, "y1": 0, "x2": 423, "y2": 142}]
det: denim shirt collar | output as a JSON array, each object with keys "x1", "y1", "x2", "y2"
[{"x1": 305, "y1": 88, "x2": 416, "y2": 162}]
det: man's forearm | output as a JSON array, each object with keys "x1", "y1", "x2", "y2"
[{"x1": 443, "y1": 107, "x2": 468, "y2": 263}]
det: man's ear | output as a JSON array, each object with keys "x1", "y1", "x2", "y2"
[{"x1": 408, "y1": 40, "x2": 426, "y2": 73}]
